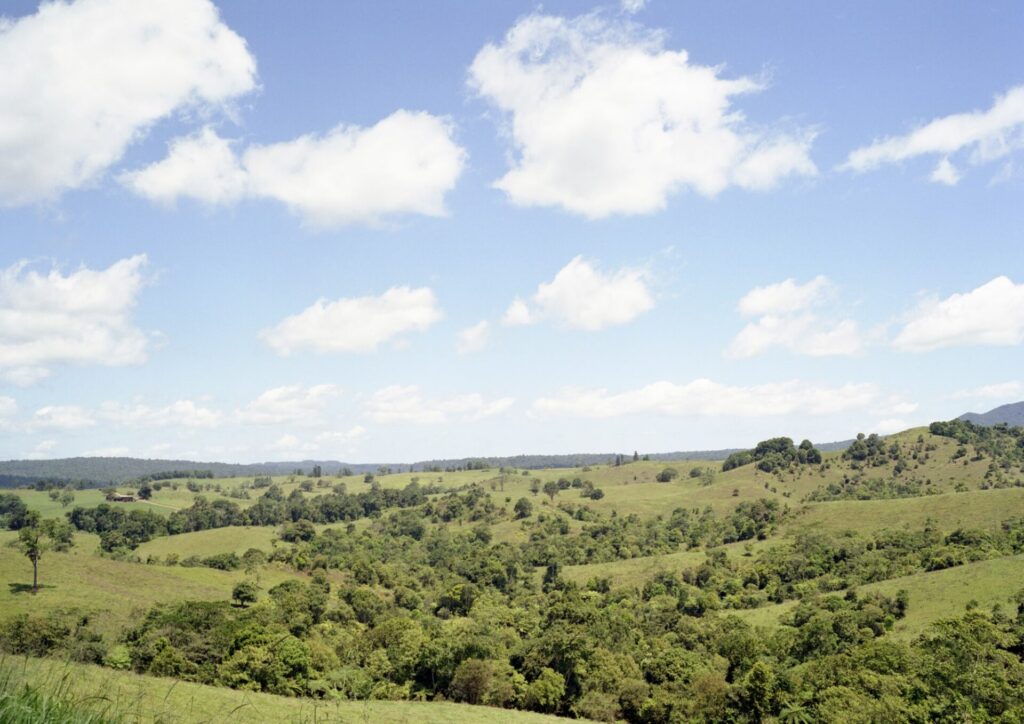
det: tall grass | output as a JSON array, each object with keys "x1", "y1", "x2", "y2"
[{"x1": 0, "y1": 658, "x2": 121, "y2": 723}]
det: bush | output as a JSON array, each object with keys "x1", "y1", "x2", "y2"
[{"x1": 656, "y1": 468, "x2": 679, "y2": 483}]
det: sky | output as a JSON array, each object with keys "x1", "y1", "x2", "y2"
[{"x1": 0, "y1": 0, "x2": 1022, "y2": 463}]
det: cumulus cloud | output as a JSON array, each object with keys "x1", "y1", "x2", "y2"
[
  {"x1": 929, "y1": 158, "x2": 961, "y2": 186},
  {"x1": 29, "y1": 405, "x2": 96, "y2": 430},
  {"x1": 952, "y1": 381, "x2": 1023, "y2": 400},
  {"x1": 728, "y1": 315, "x2": 863, "y2": 358},
  {"x1": 23, "y1": 439, "x2": 57, "y2": 460},
  {"x1": 237, "y1": 384, "x2": 342, "y2": 426},
  {"x1": 367, "y1": 385, "x2": 514, "y2": 424},
  {"x1": 872, "y1": 418, "x2": 909, "y2": 435},
  {"x1": 261, "y1": 287, "x2": 442, "y2": 355},
  {"x1": 728, "y1": 276, "x2": 862, "y2": 357},
  {"x1": 530, "y1": 379, "x2": 878, "y2": 418},
  {"x1": 843, "y1": 85, "x2": 1024, "y2": 183},
  {"x1": 0, "y1": 255, "x2": 152, "y2": 381},
  {"x1": 738, "y1": 276, "x2": 832, "y2": 317},
  {"x1": 506, "y1": 256, "x2": 654, "y2": 331},
  {"x1": 98, "y1": 399, "x2": 223, "y2": 428},
  {"x1": 502, "y1": 298, "x2": 534, "y2": 327},
  {"x1": 893, "y1": 276, "x2": 1024, "y2": 352},
  {"x1": 123, "y1": 111, "x2": 466, "y2": 227},
  {"x1": 0, "y1": 0, "x2": 256, "y2": 206},
  {"x1": 269, "y1": 426, "x2": 366, "y2": 457},
  {"x1": 469, "y1": 13, "x2": 816, "y2": 218},
  {"x1": 457, "y1": 321, "x2": 490, "y2": 355}
]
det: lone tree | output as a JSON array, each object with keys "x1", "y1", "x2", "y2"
[
  {"x1": 232, "y1": 580, "x2": 260, "y2": 607},
  {"x1": 542, "y1": 480, "x2": 559, "y2": 502},
  {"x1": 513, "y1": 497, "x2": 533, "y2": 519},
  {"x1": 16, "y1": 512, "x2": 74, "y2": 593}
]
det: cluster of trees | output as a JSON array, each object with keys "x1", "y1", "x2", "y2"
[
  {"x1": 931, "y1": 419, "x2": 1024, "y2": 467},
  {"x1": 805, "y1": 474, "x2": 935, "y2": 501},
  {"x1": 63, "y1": 482, "x2": 440, "y2": 551},
  {"x1": 722, "y1": 438, "x2": 822, "y2": 473}
]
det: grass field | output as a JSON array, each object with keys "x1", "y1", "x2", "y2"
[
  {"x1": 0, "y1": 531, "x2": 310, "y2": 636},
  {"x1": 0, "y1": 656, "x2": 578, "y2": 724},
  {"x1": 786, "y1": 486, "x2": 1024, "y2": 535},
  {"x1": 134, "y1": 526, "x2": 280, "y2": 559},
  {"x1": 733, "y1": 553, "x2": 1024, "y2": 637}
]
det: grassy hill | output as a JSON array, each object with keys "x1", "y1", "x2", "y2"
[{"x1": 1, "y1": 419, "x2": 1023, "y2": 722}]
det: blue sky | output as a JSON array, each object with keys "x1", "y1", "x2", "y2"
[{"x1": 0, "y1": 0, "x2": 1022, "y2": 463}]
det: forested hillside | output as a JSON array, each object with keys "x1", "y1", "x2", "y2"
[{"x1": 1, "y1": 419, "x2": 1023, "y2": 722}]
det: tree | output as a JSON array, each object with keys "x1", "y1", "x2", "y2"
[
  {"x1": 232, "y1": 580, "x2": 259, "y2": 607},
  {"x1": 526, "y1": 667, "x2": 565, "y2": 713},
  {"x1": 530, "y1": 479, "x2": 541, "y2": 496},
  {"x1": 59, "y1": 490, "x2": 75, "y2": 507},
  {"x1": 543, "y1": 481, "x2": 559, "y2": 502},
  {"x1": 138, "y1": 483, "x2": 153, "y2": 500},
  {"x1": 514, "y1": 497, "x2": 533, "y2": 519},
  {"x1": 15, "y1": 513, "x2": 74, "y2": 593}
]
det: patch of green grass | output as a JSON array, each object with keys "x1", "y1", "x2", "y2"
[
  {"x1": 0, "y1": 656, "x2": 578, "y2": 723},
  {"x1": 787, "y1": 487, "x2": 1024, "y2": 535},
  {"x1": 134, "y1": 526, "x2": 279, "y2": 560},
  {"x1": 731, "y1": 553, "x2": 1024, "y2": 638},
  {"x1": 0, "y1": 532, "x2": 307, "y2": 637}
]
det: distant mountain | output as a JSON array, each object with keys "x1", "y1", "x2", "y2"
[{"x1": 957, "y1": 401, "x2": 1024, "y2": 427}]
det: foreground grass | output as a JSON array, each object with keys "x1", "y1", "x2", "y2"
[{"x1": 0, "y1": 656, "x2": 576, "y2": 724}]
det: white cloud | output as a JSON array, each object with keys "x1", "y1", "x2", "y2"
[
  {"x1": 875, "y1": 396, "x2": 919, "y2": 416},
  {"x1": 728, "y1": 315, "x2": 863, "y2": 358},
  {"x1": 30, "y1": 405, "x2": 95, "y2": 430},
  {"x1": 929, "y1": 158, "x2": 961, "y2": 186},
  {"x1": 261, "y1": 287, "x2": 442, "y2": 355},
  {"x1": 502, "y1": 298, "x2": 534, "y2": 327},
  {"x1": 269, "y1": 426, "x2": 367, "y2": 458},
  {"x1": 469, "y1": 13, "x2": 816, "y2": 218},
  {"x1": 23, "y1": 439, "x2": 56, "y2": 460},
  {"x1": 98, "y1": 399, "x2": 223, "y2": 428},
  {"x1": 872, "y1": 418, "x2": 909, "y2": 435},
  {"x1": 621, "y1": 0, "x2": 646, "y2": 13},
  {"x1": 738, "y1": 276, "x2": 831, "y2": 317},
  {"x1": 893, "y1": 276, "x2": 1024, "y2": 352},
  {"x1": 0, "y1": 255, "x2": 151, "y2": 381},
  {"x1": 121, "y1": 127, "x2": 249, "y2": 206},
  {"x1": 843, "y1": 85, "x2": 1024, "y2": 183},
  {"x1": 367, "y1": 385, "x2": 514, "y2": 424},
  {"x1": 0, "y1": 0, "x2": 256, "y2": 206},
  {"x1": 124, "y1": 111, "x2": 467, "y2": 227},
  {"x1": 1, "y1": 367, "x2": 51, "y2": 388},
  {"x1": 728, "y1": 276, "x2": 861, "y2": 357},
  {"x1": 952, "y1": 381, "x2": 1023, "y2": 401},
  {"x1": 530, "y1": 379, "x2": 879, "y2": 418},
  {"x1": 237, "y1": 384, "x2": 342, "y2": 426},
  {"x1": 457, "y1": 321, "x2": 490, "y2": 355},
  {"x1": 508, "y1": 256, "x2": 654, "y2": 331},
  {"x1": 0, "y1": 396, "x2": 16, "y2": 419}
]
